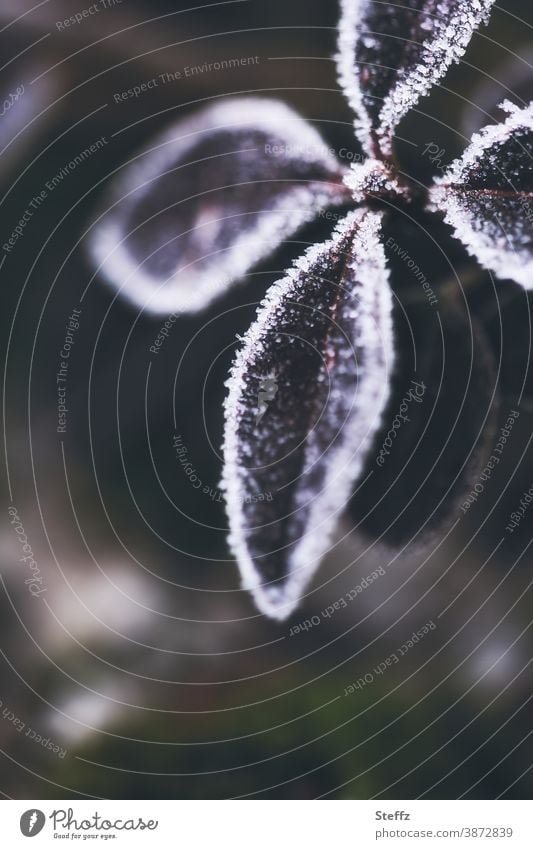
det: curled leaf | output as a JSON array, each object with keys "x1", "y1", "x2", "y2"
[
  {"x1": 88, "y1": 98, "x2": 350, "y2": 314},
  {"x1": 222, "y1": 209, "x2": 394, "y2": 620},
  {"x1": 336, "y1": 0, "x2": 496, "y2": 158},
  {"x1": 431, "y1": 101, "x2": 533, "y2": 289}
]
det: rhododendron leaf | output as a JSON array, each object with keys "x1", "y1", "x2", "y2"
[
  {"x1": 431, "y1": 101, "x2": 533, "y2": 289},
  {"x1": 336, "y1": 0, "x2": 496, "y2": 158},
  {"x1": 222, "y1": 209, "x2": 394, "y2": 620},
  {"x1": 88, "y1": 98, "x2": 351, "y2": 314}
]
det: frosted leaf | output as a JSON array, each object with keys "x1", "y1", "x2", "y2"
[
  {"x1": 222, "y1": 209, "x2": 394, "y2": 620},
  {"x1": 431, "y1": 101, "x2": 533, "y2": 289},
  {"x1": 336, "y1": 0, "x2": 496, "y2": 157},
  {"x1": 344, "y1": 158, "x2": 411, "y2": 202},
  {"x1": 88, "y1": 98, "x2": 350, "y2": 315}
]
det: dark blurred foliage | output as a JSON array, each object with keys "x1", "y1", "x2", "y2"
[{"x1": 0, "y1": 0, "x2": 532, "y2": 799}]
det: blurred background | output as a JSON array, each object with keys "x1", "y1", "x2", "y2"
[{"x1": 0, "y1": 0, "x2": 532, "y2": 799}]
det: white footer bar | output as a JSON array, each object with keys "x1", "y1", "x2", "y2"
[{"x1": 1, "y1": 800, "x2": 531, "y2": 848}]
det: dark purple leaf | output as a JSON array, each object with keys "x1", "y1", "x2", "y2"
[
  {"x1": 88, "y1": 98, "x2": 351, "y2": 314},
  {"x1": 431, "y1": 101, "x2": 533, "y2": 288},
  {"x1": 222, "y1": 209, "x2": 394, "y2": 619},
  {"x1": 337, "y1": 0, "x2": 496, "y2": 157}
]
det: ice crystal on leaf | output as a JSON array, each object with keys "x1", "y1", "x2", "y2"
[
  {"x1": 88, "y1": 0, "x2": 532, "y2": 618},
  {"x1": 89, "y1": 98, "x2": 350, "y2": 314},
  {"x1": 431, "y1": 101, "x2": 533, "y2": 288},
  {"x1": 222, "y1": 210, "x2": 393, "y2": 620},
  {"x1": 336, "y1": 0, "x2": 496, "y2": 157}
]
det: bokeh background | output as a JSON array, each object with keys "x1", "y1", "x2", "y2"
[{"x1": 0, "y1": 0, "x2": 532, "y2": 799}]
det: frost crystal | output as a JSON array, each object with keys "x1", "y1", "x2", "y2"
[
  {"x1": 344, "y1": 158, "x2": 410, "y2": 201},
  {"x1": 431, "y1": 101, "x2": 533, "y2": 289},
  {"x1": 222, "y1": 209, "x2": 394, "y2": 619},
  {"x1": 88, "y1": 98, "x2": 350, "y2": 314},
  {"x1": 336, "y1": 0, "x2": 496, "y2": 157}
]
